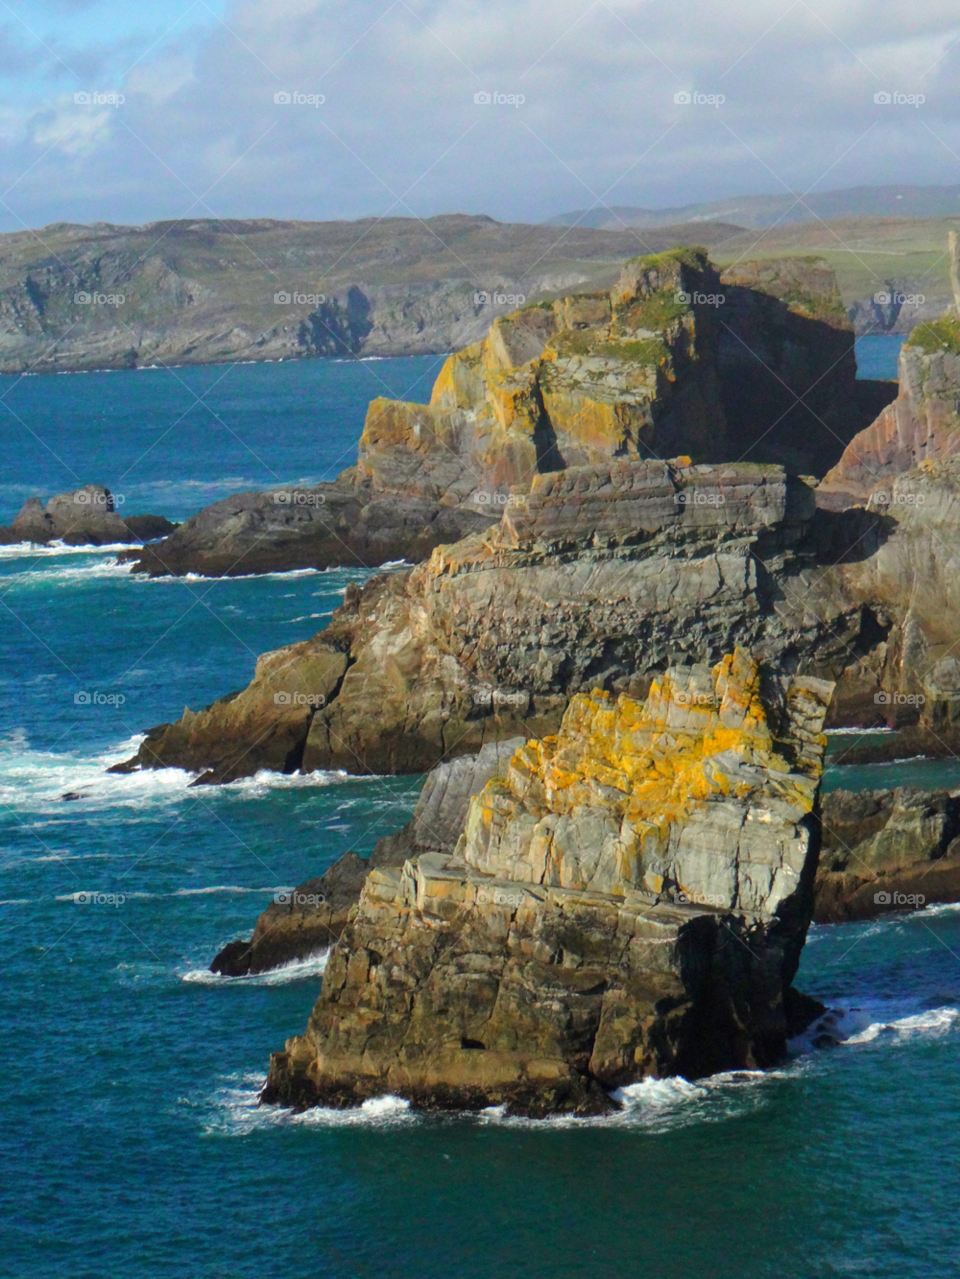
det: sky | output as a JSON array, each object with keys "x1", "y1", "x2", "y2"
[{"x1": 1, "y1": 0, "x2": 959, "y2": 230}]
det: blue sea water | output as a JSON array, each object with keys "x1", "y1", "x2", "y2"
[
  {"x1": 4, "y1": 342, "x2": 960, "y2": 1279},
  {"x1": 0, "y1": 354, "x2": 445, "y2": 525},
  {"x1": 855, "y1": 333, "x2": 903, "y2": 380}
]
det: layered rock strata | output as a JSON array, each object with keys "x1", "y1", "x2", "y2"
[
  {"x1": 0, "y1": 485, "x2": 174, "y2": 546},
  {"x1": 816, "y1": 785, "x2": 960, "y2": 922},
  {"x1": 125, "y1": 248, "x2": 863, "y2": 578},
  {"x1": 260, "y1": 650, "x2": 833, "y2": 1115},
  {"x1": 117, "y1": 456, "x2": 875, "y2": 781}
]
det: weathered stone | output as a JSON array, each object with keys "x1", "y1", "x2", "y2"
[
  {"x1": 124, "y1": 248, "x2": 862, "y2": 578},
  {"x1": 819, "y1": 299, "x2": 960, "y2": 508},
  {"x1": 209, "y1": 738, "x2": 524, "y2": 974},
  {"x1": 815, "y1": 785, "x2": 960, "y2": 921},
  {"x1": 0, "y1": 485, "x2": 174, "y2": 546},
  {"x1": 115, "y1": 454, "x2": 890, "y2": 780},
  {"x1": 260, "y1": 650, "x2": 833, "y2": 1115}
]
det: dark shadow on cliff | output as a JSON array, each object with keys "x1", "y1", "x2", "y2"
[
  {"x1": 300, "y1": 286, "x2": 374, "y2": 356},
  {"x1": 716, "y1": 283, "x2": 866, "y2": 477}
]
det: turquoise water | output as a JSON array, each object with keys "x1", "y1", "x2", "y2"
[
  {"x1": 855, "y1": 333, "x2": 903, "y2": 380},
  {"x1": 0, "y1": 354, "x2": 444, "y2": 524},
  {"x1": 5, "y1": 346, "x2": 960, "y2": 1279}
]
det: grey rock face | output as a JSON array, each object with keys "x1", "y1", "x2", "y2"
[
  {"x1": 0, "y1": 485, "x2": 174, "y2": 546},
  {"x1": 209, "y1": 738, "x2": 524, "y2": 975},
  {"x1": 816, "y1": 785, "x2": 960, "y2": 921}
]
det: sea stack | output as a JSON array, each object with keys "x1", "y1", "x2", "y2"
[{"x1": 262, "y1": 648, "x2": 834, "y2": 1117}]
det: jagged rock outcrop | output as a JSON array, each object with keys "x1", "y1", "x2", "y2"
[
  {"x1": 819, "y1": 314, "x2": 960, "y2": 508},
  {"x1": 260, "y1": 650, "x2": 832, "y2": 1116},
  {"x1": 116, "y1": 456, "x2": 880, "y2": 781},
  {"x1": 816, "y1": 785, "x2": 960, "y2": 921},
  {"x1": 211, "y1": 739, "x2": 523, "y2": 975},
  {"x1": 124, "y1": 247, "x2": 865, "y2": 578},
  {"x1": 0, "y1": 485, "x2": 174, "y2": 546}
]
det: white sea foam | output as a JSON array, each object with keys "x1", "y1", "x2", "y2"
[
  {"x1": 202, "y1": 1078, "x2": 416, "y2": 1136},
  {"x1": 794, "y1": 1001, "x2": 960, "y2": 1050},
  {"x1": 182, "y1": 948, "x2": 331, "y2": 986},
  {"x1": 205, "y1": 988, "x2": 960, "y2": 1136},
  {"x1": 0, "y1": 540, "x2": 134, "y2": 561}
]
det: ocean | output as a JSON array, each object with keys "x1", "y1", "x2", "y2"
[{"x1": 5, "y1": 335, "x2": 960, "y2": 1279}]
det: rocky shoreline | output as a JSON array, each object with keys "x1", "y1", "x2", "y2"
[{"x1": 86, "y1": 237, "x2": 960, "y2": 1114}]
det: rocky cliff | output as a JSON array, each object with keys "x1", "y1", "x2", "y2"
[
  {"x1": 260, "y1": 650, "x2": 832, "y2": 1116},
  {"x1": 819, "y1": 320, "x2": 960, "y2": 508},
  {"x1": 115, "y1": 456, "x2": 872, "y2": 781},
  {"x1": 0, "y1": 485, "x2": 174, "y2": 546},
  {"x1": 124, "y1": 247, "x2": 868, "y2": 578},
  {"x1": 208, "y1": 766, "x2": 960, "y2": 983},
  {"x1": 816, "y1": 785, "x2": 960, "y2": 922},
  {"x1": 211, "y1": 739, "x2": 523, "y2": 975},
  {"x1": 117, "y1": 442, "x2": 960, "y2": 783}
]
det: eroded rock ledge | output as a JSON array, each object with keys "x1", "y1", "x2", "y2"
[{"x1": 261, "y1": 649, "x2": 832, "y2": 1117}]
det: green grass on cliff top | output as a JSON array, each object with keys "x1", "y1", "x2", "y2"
[{"x1": 906, "y1": 314, "x2": 960, "y2": 354}]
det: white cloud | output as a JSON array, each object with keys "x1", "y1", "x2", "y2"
[{"x1": 2, "y1": 0, "x2": 960, "y2": 227}]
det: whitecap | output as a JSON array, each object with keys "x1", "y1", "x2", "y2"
[{"x1": 182, "y1": 949, "x2": 330, "y2": 987}]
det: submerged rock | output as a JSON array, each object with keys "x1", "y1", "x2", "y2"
[
  {"x1": 260, "y1": 650, "x2": 833, "y2": 1116},
  {"x1": 0, "y1": 485, "x2": 174, "y2": 546}
]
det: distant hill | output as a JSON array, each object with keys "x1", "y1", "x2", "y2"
[
  {"x1": 547, "y1": 185, "x2": 960, "y2": 231},
  {"x1": 0, "y1": 213, "x2": 744, "y2": 374}
]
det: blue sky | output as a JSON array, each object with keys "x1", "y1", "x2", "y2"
[{"x1": 1, "y1": 0, "x2": 959, "y2": 230}]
